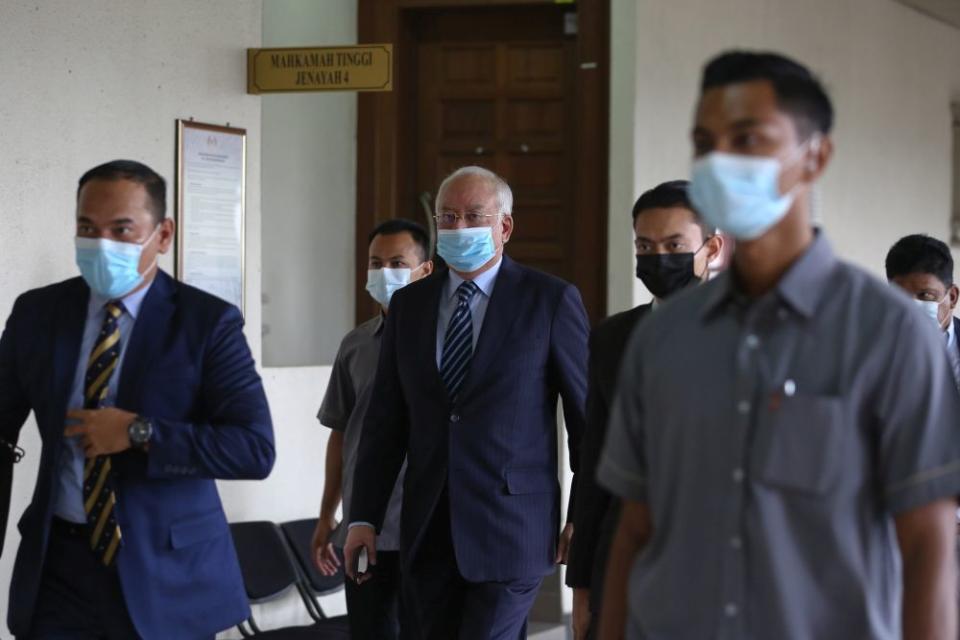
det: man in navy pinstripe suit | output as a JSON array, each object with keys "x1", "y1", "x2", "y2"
[{"x1": 345, "y1": 166, "x2": 589, "y2": 639}]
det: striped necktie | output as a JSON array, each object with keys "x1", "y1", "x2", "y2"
[
  {"x1": 82, "y1": 301, "x2": 124, "y2": 566},
  {"x1": 440, "y1": 281, "x2": 480, "y2": 399}
]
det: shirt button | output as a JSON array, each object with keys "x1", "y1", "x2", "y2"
[
  {"x1": 724, "y1": 603, "x2": 739, "y2": 618},
  {"x1": 450, "y1": 414, "x2": 460, "y2": 423},
  {"x1": 730, "y1": 536, "x2": 742, "y2": 550},
  {"x1": 745, "y1": 334, "x2": 760, "y2": 349},
  {"x1": 732, "y1": 468, "x2": 745, "y2": 483},
  {"x1": 737, "y1": 400, "x2": 751, "y2": 414}
]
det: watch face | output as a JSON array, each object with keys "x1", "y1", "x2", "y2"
[{"x1": 131, "y1": 419, "x2": 151, "y2": 445}]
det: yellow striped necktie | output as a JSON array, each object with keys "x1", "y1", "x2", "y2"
[{"x1": 82, "y1": 301, "x2": 124, "y2": 566}]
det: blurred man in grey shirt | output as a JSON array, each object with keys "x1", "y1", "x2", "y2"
[{"x1": 598, "y1": 51, "x2": 960, "y2": 640}]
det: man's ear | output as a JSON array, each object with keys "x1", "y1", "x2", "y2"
[
  {"x1": 805, "y1": 135, "x2": 833, "y2": 183},
  {"x1": 500, "y1": 214, "x2": 514, "y2": 244},
  {"x1": 949, "y1": 283, "x2": 959, "y2": 311},
  {"x1": 705, "y1": 233, "x2": 724, "y2": 264},
  {"x1": 157, "y1": 218, "x2": 176, "y2": 255},
  {"x1": 422, "y1": 260, "x2": 434, "y2": 277}
]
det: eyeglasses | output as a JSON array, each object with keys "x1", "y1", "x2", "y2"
[{"x1": 432, "y1": 212, "x2": 501, "y2": 228}]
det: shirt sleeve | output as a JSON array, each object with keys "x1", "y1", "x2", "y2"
[
  {"x1": 597, "y1": 327, "x2": 648, "y2": 503},
  {"x1": 318, "y1": 344, "x2": 355, "y2": 432},
  {"x1": 876, "y1": 309, "x2": 960, "y2": 515}
]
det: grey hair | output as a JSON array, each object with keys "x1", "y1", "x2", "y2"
[{"x1": 435, "y1": 166, "x2": 513, "y2": 216}]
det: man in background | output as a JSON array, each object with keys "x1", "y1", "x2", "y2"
[
  {"x1": 566, "y1": 180, "x2": 722, "y2": 640},
  {"x1": 886, "y1": 234, "x2": 960, "y2": 387},
  {"x1": 312, "y1": 218, "x2": 433, "y2": 640}
]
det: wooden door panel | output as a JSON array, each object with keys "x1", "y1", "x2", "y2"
[
  {"x1": 506, "y1": 44, "x2": 565, "y2": 90},
  {"x1": 440, "y1": 45, "x2": 498, "y2": 86},
  {"x1": 506, "y1": 99, "x2": 565, "y2": 141},
  {"x1": 505, "y1": 153, "x2": 565, "y2": 190},
  {"x1": 439, "y1": 100, "x2": 497, "y2": 140},
  {"x1": 417, "y1": 24, "x2": 577, "y2": 289}
]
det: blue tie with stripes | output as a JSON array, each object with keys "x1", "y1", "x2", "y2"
[
  {"x1": 83, "y1": 301, "x2": 125, "y2": 566},
  {"x1": 440, "y1": 281, "x2": 480, "y2": 399}
]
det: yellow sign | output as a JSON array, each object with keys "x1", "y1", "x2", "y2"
[{"x1": 247, "y1": 44, "x2": 393, "y2": 94}]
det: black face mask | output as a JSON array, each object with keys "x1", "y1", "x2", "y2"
[{"x1": 635, "y1": 252, "x2": 702, "y2": 299}]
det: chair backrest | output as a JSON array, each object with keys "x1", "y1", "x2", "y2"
[
  {"x1": 229, "y1": 521, "x2": 301, "y2": 603},
  {"x1": 280, "y1": 518, "x2": 346, "y2": 596}
]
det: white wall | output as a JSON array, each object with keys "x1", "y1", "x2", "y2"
[
  {"x1": 0, "y1": 0, "x2": 264, "y2": 627},
  {"x1": 261, "y1": 0, "x2": 357, "y2": 367},
  {"x1": 613, "y1": 0, "x2": 960, "y2": 310}
]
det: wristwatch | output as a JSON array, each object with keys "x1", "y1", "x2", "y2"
[{"x1": 128, "y1": 416, "x2": 153, "y2": 451}]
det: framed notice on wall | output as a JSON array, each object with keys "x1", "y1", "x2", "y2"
[{"x1": 175, "y1": 119, "x2": 246, "y2": 312}]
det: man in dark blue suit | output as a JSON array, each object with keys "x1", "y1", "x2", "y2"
[
  {"x1": 344, "y1": 166, "x2": 589, "y2": 639},
  {"x1": 0, "y1": 160, "x2": 275, "y2": 639},
  {"x1": 886, "y1": 234, "x2": 960, "y2": 388}
]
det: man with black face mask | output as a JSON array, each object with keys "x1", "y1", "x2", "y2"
[{"x1": 566, "y1": 180, "x2": 722, "y2": 640}]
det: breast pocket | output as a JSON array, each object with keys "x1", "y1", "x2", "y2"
[{"x1": 751, "y1": 394, "x2": 846, "y2": 495}]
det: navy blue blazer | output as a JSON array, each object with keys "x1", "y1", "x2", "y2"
[
  {"x1": 350, "y1": 256, "x2": 589, "y2": 582},
  {"x1": 567, "y1": 303, "x2": 651, "y2": 602},
  {"x1": 0, "y1": 271, "x2": 275, "y2": 639}
]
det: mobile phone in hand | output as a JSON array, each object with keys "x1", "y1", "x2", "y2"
[{"x1": 353, "y1": 546, "x2": 369, "y2": 578}]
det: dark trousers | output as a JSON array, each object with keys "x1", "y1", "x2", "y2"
[
  {"x1": 22, "y1": 517, "x2": 140, "y2": 640},
  {"x1": 345, "y1": 548, "x2": 402, "y2": 640},
  {"x1": 401, "y1": 497, "x2": 543, "y2": 640}
]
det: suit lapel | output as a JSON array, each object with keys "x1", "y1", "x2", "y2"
[
  {"x1": 418, "y1": 271, "x2": 448, "y2": 395},
  {"x1": 954, "y1": 318, "x2": 960, "y2": 361},
  {"x1": 116, "y1": 272, "x2": 176, "y2": 409},
  {"x1": 51, "y1": 279, "x2": 90, "y2": 428},
  {"x1": 457, "y1": 256, "x2": 522, "y2": 399}
]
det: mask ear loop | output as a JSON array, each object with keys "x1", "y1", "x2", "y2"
[
  {"x1": 139, "y1": 223, "x2": 163, "y2": 279},
  {"x1": 693, "y1": 237, "x2": 713, "y2": 280},
  {"x1": 776, "y1": 134, "x2": 824, "y2": 206}
]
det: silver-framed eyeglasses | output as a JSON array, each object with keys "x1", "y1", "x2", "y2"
[{"x1": 433, "y1": 212, "x2": 501, "y2": 228}]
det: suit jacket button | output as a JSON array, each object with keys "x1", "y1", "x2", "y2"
[{"x1": 450, "y1": 414, "x2": 460, "y2": 423}]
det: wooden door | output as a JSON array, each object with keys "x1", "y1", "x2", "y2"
[
  {"x1": 413, "y1": 7, "x2": 576, "y2": 284},
  {"x1": 357, "y1": 0, "x2": 609, "y2": 324}
]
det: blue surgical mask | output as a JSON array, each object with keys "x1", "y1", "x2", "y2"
[
  {"x1": 437, "y1": 227, "x2": 497, "y2": 273},
  {"x1": 75, "y1": 226, "x2": 159, "y2": 299},
  {"x1": 690, "y1": 141, "x2": 817, "y2": 240},
  {"x1": 914, "y1": 297, "x2": 946, "y2": 330},
  {"x1": 366, "y1": 265, "x2": 421, "y2": 307}
]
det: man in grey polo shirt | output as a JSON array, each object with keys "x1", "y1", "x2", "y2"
[
  {"x1": 312, "y1": 219, "x2": 433, "y2": 640},
  {"x1": 598, "y1": 51, "x2": 960, "y2": 640}
]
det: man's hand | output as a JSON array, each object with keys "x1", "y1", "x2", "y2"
[
  {"x1": 311, "y1": 515, "x2": 341, "y2": 577},
  {"x1": 556, "y1": 521, "x2": 574, "y2": 564},
  {"x1": 64, "y1": 408, "x2": 136, "y2": 457},
  {"x1": 344, "y1": 524, "x2": 377, "y2": 584},
  {"x1": 573, "y1": 588, "x2": 592, "y2": 640}
]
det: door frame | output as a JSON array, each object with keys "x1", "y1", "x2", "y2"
[{"x1": 356, "y1": 0, "x2": 610, "y2": 324}]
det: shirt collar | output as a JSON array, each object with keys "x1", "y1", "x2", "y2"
[
  {"x1": 702, "y1": 231, "x2": 837, "y2": 320},
  {"x1": 947, "y1": 315, "x2": 956, "y2": 348},
  {"x1": 88, "y1": 277, "x2": 154, "y2": 320},
  {"x1": 445, "y1": 257, "x2": 503, "y2": 301}
]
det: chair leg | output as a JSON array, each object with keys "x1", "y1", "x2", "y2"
[{"x1": 295, "y1": 580, "x2": 325, "y2": 621}]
